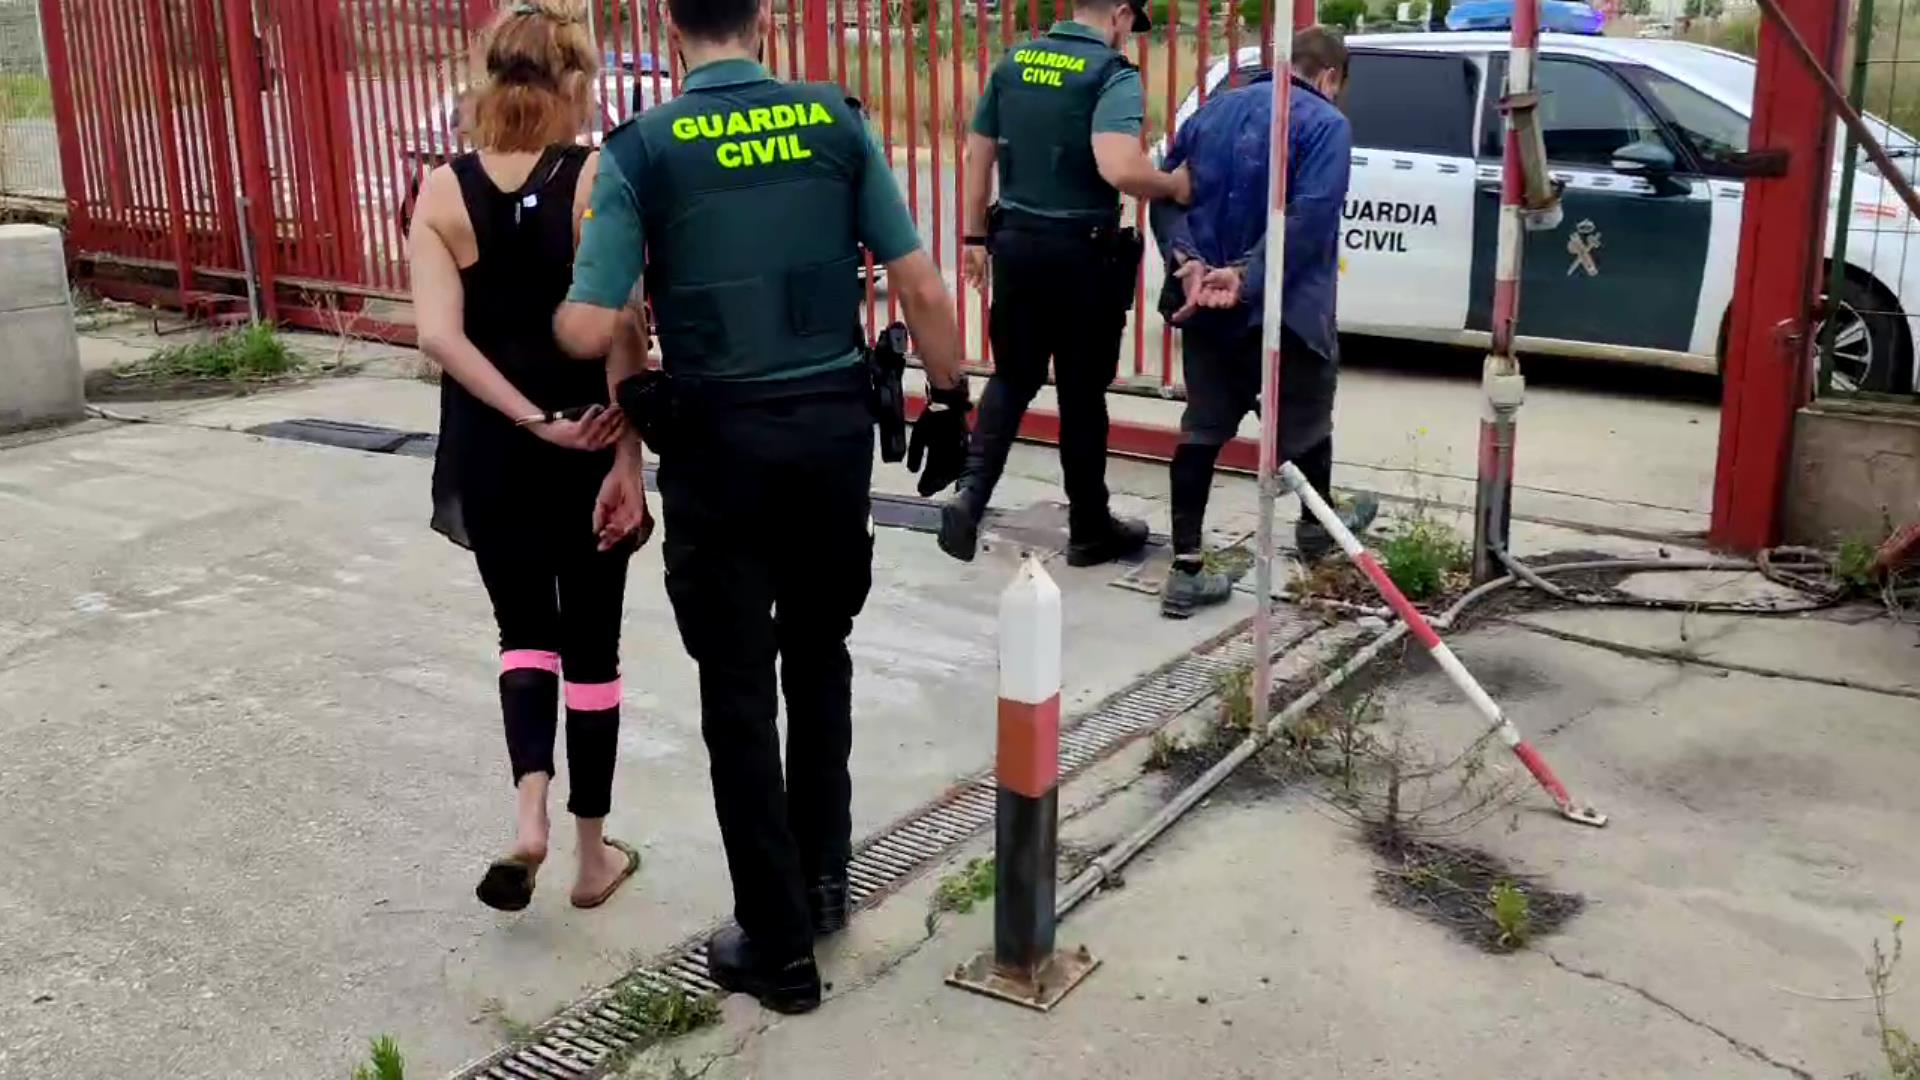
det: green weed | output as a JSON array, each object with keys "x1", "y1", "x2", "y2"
[
  {"x1": 1488, "y1": 880, "x2": 1532, "y2": 950},
  {"x1": 611, "y1": 981, "x2": 722, "y2": 1040},
  {"x1": 125, "y1": 324, "x2": 300, "y2": 382},
  {"x1": 1837, "y1": 537, "x2": 1881, "y2": 592},
  {"x1": 349, "y1": 1035, "x2": 405, "y2": 1080},
  {"x1": 1377, "y1": 517, "x2": 1468, "y2": 602},
  {"x1": 1851, "y1": 918, "x2": 1920, "y2": 1080},
  {"x1": 1215, "y1": 665, "x2": 1257, "y2": 738},
  {"x1": 1145, "y1": 729, "x2": 1181, "y2": 771},
  {"x1": 933, "y1": 857, "x2": 996, "y2": 915}
]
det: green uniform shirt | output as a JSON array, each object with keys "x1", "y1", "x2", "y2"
[
  {"x1": 970, "y1": 21, "x2": 1145, "y2": 219},
  {"x1": 569, "y1": 58, "x2": 922, "y2": 380}
]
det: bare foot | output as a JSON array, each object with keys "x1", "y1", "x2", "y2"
[
  {"x1": 571, "y1": 839, "x2": 632, "y2": 905},
  {"x1": 511, "y1": 777, "x2": 551, "y2": 866}
]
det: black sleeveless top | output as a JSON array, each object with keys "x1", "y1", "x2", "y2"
[{"x1": 430, "y1": 145, "x2": 612, "y2": 551}]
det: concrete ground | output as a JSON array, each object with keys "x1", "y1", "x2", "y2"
[
  {"x1": 639, "y1": 599, "x2": 1920, "y2": 1080},
  {"x1": 2, "y1": 318, "x2": 1730, "y2": 1078}
]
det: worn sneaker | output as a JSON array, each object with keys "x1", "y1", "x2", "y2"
[
  {"x1": 1066, "y1": 515, "x2": 1150, "y2": 568},
  {"x1": 707, "y1": 926, "x2": 822, "y2": 1015},
  {"x1": 1297, "y1": 492, "x2": 1381, "y2": 564},
  {"x1": 1161, "y1": 561, "x2": 1235, "y2": 620},
  {"x1": 807, "y1": 874, "x2": 849, "y2": 937},
  {"x1": 937, "y1": 498, "x2": 981, "y2": 563}
]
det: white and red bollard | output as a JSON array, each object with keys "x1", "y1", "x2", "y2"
[
  {"x1": 948, "y1": 556, "x2": 1101, "y2": 1010},
  {"x1": 1283, "y1": 463, "x2": 1608, "y2": 828}
]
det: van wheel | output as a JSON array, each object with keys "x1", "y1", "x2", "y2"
[{"x1": 1813, "y1": 273, "x2": 1915, "y2": 394}]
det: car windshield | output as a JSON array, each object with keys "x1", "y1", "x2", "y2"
[{"x1": 1651, "y1": 49, "x2": 1920, "y2": 170}]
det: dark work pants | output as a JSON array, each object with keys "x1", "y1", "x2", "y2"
[
  {"x1": 1171, "y1": 325, "x2": 1337, "y2": 557},
  {"x1": 475, "y1": 532, "x2": 632, "y2": 819},
  {"x1": 961, "y1": 226, "x2": 1126, "y2": 537},
  {"x1": 658, "y1": 385, "x2": 875, "y2": 959}
]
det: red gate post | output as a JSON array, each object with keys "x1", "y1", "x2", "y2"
[
  {"x1": 1293, "y1": 0, "x2": 1315, "y2": 27},
  {"x1": 219, "y1": 0, "x2": 279, "y2": 320},
  {"x1": 139, "y1": 0, "x2": 196, "y2": 303},
  {"x1": 802, "y1": 0, "x2": 830, "y2": 80},
  {"x1": 1709, "y1": 0, "x2": 1847, "y2": 552},
  {"x1": 35, "y1": 0, "x2": 89, "y2": 248}
]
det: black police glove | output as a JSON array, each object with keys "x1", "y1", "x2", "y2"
[
  {"x1": 907, "y1": 379, "x2": 972, "y2": 498},
  {"x1": 614, "y1": 368, "x2": 675, "y2": 455}
]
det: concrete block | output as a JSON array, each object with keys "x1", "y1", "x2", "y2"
[
  {"x1": 0, "y1": 223, "x2": 82, "y2": 432},
  {"x1": 1785, "y1": 402, "x2": 1920, "y2": 544}
]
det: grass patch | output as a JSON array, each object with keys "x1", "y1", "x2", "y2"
[
  {"x1": 610, "y1": 981, "x2": 722, "y2": 1040},
  {"x1": 925, "y1": 856, "x2": 996, "y2": 935},
  {"x1": 349, "y1": 1035, "x2": 405, "y2": 1080},
  {"x1": 1376, "y1": 516, "x2": 1469, "y2": 603},
  {"x1": 0, "y1": 73, "x2": 52, "y2": 120},
  {"x1": 1836, "y1": 536, "x2": 1881, "y2": 592},
  {"x1": 1850, "y1": 918, "x2": 1920, "y2": 1080},
  {"x1": 141, "y1": 324, "x2": 299, "y2": 381}
]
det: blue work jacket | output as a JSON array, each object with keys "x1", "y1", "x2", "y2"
[{"x1": 1156, "y1": 73, "x2": 1351, "y2": 362}]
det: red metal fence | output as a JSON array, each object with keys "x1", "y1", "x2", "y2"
[{"x1": 43, "y1": 0, "x2": 1300, "y2": 380}]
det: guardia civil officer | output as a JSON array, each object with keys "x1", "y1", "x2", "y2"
[
  {"x1": 939, "y1": 0, "x2": 1191, "y2": 566},
  {"x1": 553, "y1": 0, "x2": 970, "y2": 1015}
]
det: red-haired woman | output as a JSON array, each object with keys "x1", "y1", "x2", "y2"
[{"x1": 409, "y1": 0, "x2": 649, "y2": 913}]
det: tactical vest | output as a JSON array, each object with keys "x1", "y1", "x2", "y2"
[
  {"x1": 606, "y1": 79, "x2": 869, "y2": 381},
  {"x1": 990, "y1": 30, "x2": 1129, "y2": 218}
]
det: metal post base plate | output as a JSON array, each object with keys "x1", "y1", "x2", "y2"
[{"x1": 946, "y1": 945, "x2": 1101, "y2": 1012}]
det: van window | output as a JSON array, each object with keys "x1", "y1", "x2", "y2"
[
  {"x1": 1344, "y1": 50, "x2": 1479, "y2": 157},
  {"x1": 1481, "y1": 56, "x2": 1669, "y2": 169}
]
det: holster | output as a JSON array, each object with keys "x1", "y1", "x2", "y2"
[
  {"x1": 614, "y1": 368, "x2": 677, "y2": 455},
  {"x1": 867, "y1": 321, "x2": 910, "y2": 463},
  {"x1": 1104, "y1": 226, "x2": 1145, "y2": 314}
]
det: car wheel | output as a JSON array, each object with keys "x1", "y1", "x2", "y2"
[{"x1": 1814, "y1": 274, "x2": 1915, "y2": 394}]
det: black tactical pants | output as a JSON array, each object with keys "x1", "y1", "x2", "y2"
[
  {"x1": 959, "y1": 225, "x2": 1126, "y2": 538},
  {"x1": 657, "y1": 375, "x2": 875, "y2": 959},
  {"x1": 1171, "y1": 326, "x2": 1337, "y2": 557}
]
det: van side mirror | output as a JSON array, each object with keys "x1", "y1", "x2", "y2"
[{"x1": 1611, "y1": 140, "x2": 1676, "y2": 179}]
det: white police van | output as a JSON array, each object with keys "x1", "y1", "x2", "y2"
[{"x1": 1164, "y1": 32, "x2": 1920, "y2": 393}]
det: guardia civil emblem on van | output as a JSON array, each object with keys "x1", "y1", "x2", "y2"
[{"x1": 1566, "y1": 220, "x2": 1603, "y2": 278}]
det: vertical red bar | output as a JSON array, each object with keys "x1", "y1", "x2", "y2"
[
  {"x1": 977, "y1": 0, "x2": 993, "y2": 367},
  {"x1": 784, "y1": 0, "x2": 800, "y2": 83},
  {"x1": 1196, "y1": 0, "x2": 1211, "y2": 108},
  {"x1": 319, "y1": 0, "x2": 365, "y2": 286},
  {"x1": 272, "y1": 6, "x2": 324, "y2": 279},
  {"x1": 376, "y1": 0, "x2": 415, "y2": 286},
  {"x1": 927, "y1": 0, "x2": 943, "y2": 311},
  {"x1": 343, "y1": 0, "x2": 389, "y2": 290},
  {"x1": 1226, "y1": 0, "x2": 1242, "y2": 90},
  {"x1": 902, "y1": 0, "x2": 919, "y2": 308},
  {"x1": 71, "y1": 0, "x2": 123, "y2": 246},
  {"x1": 804, "y1": 0, "x2": 831, "y2": 80},
  {"x1": 195, "y1": 0, "x2": 241, "y2": 268},
  {"x1": 139, "y1": 0, "x2": 196, "y2": 298},
  {"x1": 950, "y1": 0, "x2": 967, "y2": 359},
  {"x1": 1293, "y1": 0, "x2": 1315, "y2": 29},
  {"x1": 1261, "y1": 0, "x2": 1274, "y2": 70},
  {"x1": 1130, "y1": 28, "x2": 1148, "y2": 381},
  {"x1": 222, "y1": 0, "x2": 281, "y2": 317},
  {"x1": 36, "y1": 0, "x2": 91, "y2": 238},
  {"x1": 647, "y1": 0, "x2": 666, "y2": 109},
  {"x1": 1159, "y1": 0, "x2": 1177, "y2": 387},
  {"x1": 858, "y1": 0, "x2": 875, "y2": 336},
  {"x1": 881, "y1": 0, "x2": 900, "y2": 323},
  {"x1": 833, "y1": 0, "x2": 847, "y2": 86},
  {"x1": 1710, "y1": 0, "x2": 1846, "y2": 550},
  {"x1": 158, "y1": 1, "x2": 208, "y2": 247}
]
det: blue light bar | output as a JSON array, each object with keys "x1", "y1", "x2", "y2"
[{"x1": 1446, "y1": 0, "x2": 1607, "y2": 35}]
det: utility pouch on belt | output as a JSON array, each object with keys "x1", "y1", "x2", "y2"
[
  {"x1": 615, "y1": 368, "x2": 676, "y2": 455},
  {"x1": 1106, "y1": 227, "x2": 1145, "y2": 314},
  {"x1": 868, "y1": 321, "x2": 910, "y2": 463}
]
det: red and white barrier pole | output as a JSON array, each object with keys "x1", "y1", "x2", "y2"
[
  {"x1": 1249, "y1": 17, "x2": 1296, "y2": 749},
  {"x1": 949, "y1": 556, "x2": 1100, "y2": 1010},
  {"x1": 1282, "y1": 462, "x2": 1608, "y2": 827}
]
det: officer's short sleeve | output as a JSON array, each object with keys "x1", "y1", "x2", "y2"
[
  {"x1": 970, "y1": 72, "x2": 1000, "y2": 138},
  {"x1": 856, "y1": 128, "x2": 922, "y2": 264},
  {"x1": 1091, "y1": 65, "x2": 1145, "y2": 138},
  {"x1": 567, "y1": 146, "x2": 646, "y2": 309}
]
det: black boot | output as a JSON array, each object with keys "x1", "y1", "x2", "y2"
[
  {"x1": 1066, "y1": 514, "x2": 1149, "y2": 568},
  {"x1": 807, "y1": 874, "x2": 849, "y2": 937},
  {"x1": 707, "y1": 926, "x2": 822, "y2": 1015}
]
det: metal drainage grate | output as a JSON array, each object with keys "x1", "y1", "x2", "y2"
[{"x1": 452, "y1": 607, "x2": 1320, "y2": 1080}]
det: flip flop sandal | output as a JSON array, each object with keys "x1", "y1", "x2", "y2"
[
  {"x1": 476, "y1": 855, "x2": 541, "y2": 912},
  {"x1": 572, "y1": 838, "x2": 641, "y2": 910}
]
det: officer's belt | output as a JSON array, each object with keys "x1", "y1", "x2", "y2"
[
  {"x1": 670, "y1": 361, "x2": 868, "y2": 410},
  {"x1": 992, "y1": 204, "x2": 1122, "y2": 242}
]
